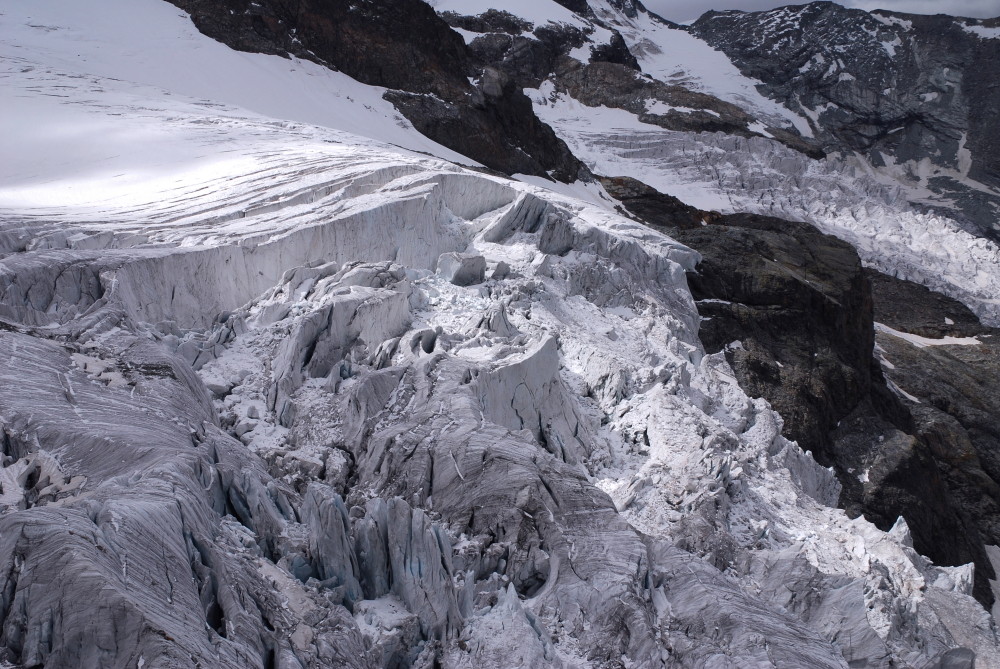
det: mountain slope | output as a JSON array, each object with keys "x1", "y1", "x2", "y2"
[{"x1": 160, "y1": 0, "x2": 585, "y2": 180}]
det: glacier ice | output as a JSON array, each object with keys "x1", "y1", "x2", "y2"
[
  {"x1": 529, "y1": 88, "x2": 1000, "y2": 327},
  {"x1": 0, "y1": 1, "x2": 999, "y2": 667}
]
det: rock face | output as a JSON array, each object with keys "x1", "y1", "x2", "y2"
[
  {"x1": 690, "y1": 1, "x2": 1000, "y2": 238},
  {"x1": 165, "y1": 0, "x2": 584, "y2": 180},
  {"x1": 674, "y1": 214, "x2": 884, "y2": 461},
  {"x1": 868, "y1": 271, "x2": 1000, "y2": 611},
  {"x1": 867, "y1": 270, "x2": 988, "y2": 339}
]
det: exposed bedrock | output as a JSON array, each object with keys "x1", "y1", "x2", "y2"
[
  {"x1": 691, "y1": 2, "x2": 1000, "y2": 238},
  {"x1": 443, "y1": 7, "x2": 640, "y2": 92},
  {"x1": 868, "y1": 271, "x2": 1000, "y2": 615},
  {"x1": 603, "y1": 173, "x2": 998, "y2": 607}
]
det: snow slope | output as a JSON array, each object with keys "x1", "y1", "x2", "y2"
[
  {"x1": 586, "y1": 0, "x2": 815, "y2": 136},
  {"x1": 0, "y1": 0, "x2": 475, "y2": 191},
  {"x1": 1, "y1": 1, "x2": 999, "y2": 667}
]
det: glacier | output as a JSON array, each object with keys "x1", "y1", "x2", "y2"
[
  {"x1": 1, "y1": 0, "x2": 999, "y2": 667},
  {"x1": 527, "y1": 92, "x2": 1000, "y2": 326}
]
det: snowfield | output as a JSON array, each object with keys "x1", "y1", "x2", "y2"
[
  {"x1": 1, "y1": 0, "x2": 999, "y2": 667},
  {"x1": 0, "y1": 0, "x2": 475, "y2": 199}
]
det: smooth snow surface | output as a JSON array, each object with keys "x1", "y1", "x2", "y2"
[{"x1": 2, "y1": 1, "x2": 999, "y2": 667}]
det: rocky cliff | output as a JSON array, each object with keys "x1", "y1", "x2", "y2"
[{"x1": 602, "y1": 175, "x2": 999, "y2": 607}]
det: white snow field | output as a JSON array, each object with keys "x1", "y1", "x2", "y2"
[
  {"x1": 0, "y1": 0, "x2": 475, "y2": 205},
  {"x1": 1, "y1": 0, "x2": 999, "y2": 667}
]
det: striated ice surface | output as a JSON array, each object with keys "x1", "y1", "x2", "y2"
[{"x1": 0, "y1": 1, "x2": 998, "y2": 667}]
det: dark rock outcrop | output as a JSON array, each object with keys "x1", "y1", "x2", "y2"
[
  {"x1": 869, "y1": 272, "x2": 1000, "y2": 606},
  {"x1": 867, "y1": 269, "x2": 988, "y2": 338},
  {"x1": 440, "y1": 9, "x2": 532, "y2": 37},
  {"x1": 589, "y1": 31, "x2": 641, "y2": 69},
  {"x1": 679, "y1": 214, "x2": 881, "y2": 451},
  {"x1": 598, "y1": 176, "x2": 717, "y2": 228},
  {"x1": 605, "y1": 174, "x2": 998, "y2": 606},
  {"x1": 385, "y1": 66, "x2": 585, "y2": 182}
]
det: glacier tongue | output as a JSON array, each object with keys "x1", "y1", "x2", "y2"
[
  {"x1": 188, "y1": 156, "x2": 997, "y2": 667},
  {"x1": 0, "y1": 115, "x2": 994, "y2": 665},
  {"x1": 1, "y1": 2, "x2": 999, "y2": 667}
]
